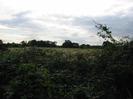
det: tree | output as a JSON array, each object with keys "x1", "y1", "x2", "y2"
[
  {"x1": 62, "y1": 40, "x2": 73, "y2": 48},
  {"x1": 0, "y1": 39, "x2": 6, "y2": 51},
  {"x1": 72, "y1": 43, "x2": 79, "y2": 48},
  {"x1": 62, "y1": 40, "x2": 80, "y2": 48},
  {"x1": 21, "y1": 41, "x2": 27, "y2": 47},
  {"x1": 28, "y1": 40, "x2": 37, "y2": 46},
  {"x1": 95, "y1": 23, "x2": 133, "y2": 99},
  {"x1": 95, "y1": 23, "x2": 117, "y2": 44},
  {"x1": 80, "y1": 44, "x2": 90, "y2": 48}
]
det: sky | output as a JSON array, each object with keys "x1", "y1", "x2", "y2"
[{"x1": 0, "y1": 0, "x2": 133, "y2": 45}]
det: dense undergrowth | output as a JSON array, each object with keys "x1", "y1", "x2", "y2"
[{"x1": 0, "y1": 40, "x2": 133, "y2": 99}]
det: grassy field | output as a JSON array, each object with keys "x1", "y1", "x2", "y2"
[
  {"x1": 9, "y1": 47, "x2": 100, "y2": 53},
  {"x1": 8, "y1": 47, "x2": 100, "y2": 62}
]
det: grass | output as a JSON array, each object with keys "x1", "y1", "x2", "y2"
[{"x1": 9, "y1": 47, "x2": 100, "y2": 54}]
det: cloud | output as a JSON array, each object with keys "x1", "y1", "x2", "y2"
[
  {"x1": 0, "y1": 0, "x2": 133, "y2": 17},
  {"x1": 0, "y1": 11, "x2": 133, "y2": 44},
  {"x1": 0, "y1": 11, "x2": 44, "y2": 32},
  {"x1": 68, "y1": 9, "x2": 133, "y2": 37},
  {"x1": 0, "y1": 12, "x2": 101, "y2": 44},
  {"x1": 0, "y1": 0, "x2": 133, "y2": 45}
]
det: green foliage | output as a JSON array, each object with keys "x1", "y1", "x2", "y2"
[
  {"x1": 0, "y1": 62, "x2": 52, "y2": 99},
  {"x1": 62, "y1": 40, "x2": 79, "y2": 48},
  {"x1": 0, "y1": 48, "x2": 98, "y2": 99},
  {"x1": 27, "y1": 40, "x2": 57, "y2": 47}
]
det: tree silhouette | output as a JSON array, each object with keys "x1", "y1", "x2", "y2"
[
  {"x1": 0, "y1": 40, "x2": 6, "y2": 51},
  {"x1": 62, "y1": 40, "x2": 73, "y2": 48},
  {"x1": 95, "y1": 23, "x2": 117, "y2": 43},
  {"x1": 21, "y1": 41, "x2": 27, "y2": 47}
]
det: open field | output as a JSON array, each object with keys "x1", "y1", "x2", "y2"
[{"x1": 9, "y1": 47, "x2": 100, "y2": 56}]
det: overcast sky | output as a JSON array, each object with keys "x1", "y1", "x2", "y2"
[{"x1": 0, "y1": 0, "x2": 133, "y2": 45}]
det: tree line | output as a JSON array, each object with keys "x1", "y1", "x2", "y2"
[{"x1": 0, "y1": 39, "x2": 102, "y2": 50}]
